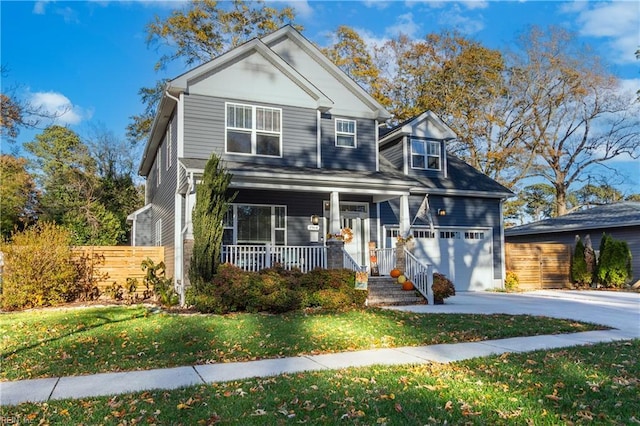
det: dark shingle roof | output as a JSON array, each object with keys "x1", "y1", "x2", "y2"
[
  {"x1": 378, "y1": 154, "x2": 513, "y2": 197},
  {"x1": 505, "y1": 202, "x2": 640, "y2": 236}
]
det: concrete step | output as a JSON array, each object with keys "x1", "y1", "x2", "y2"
[{"x1": 366, "y1": 276, "x2": 427, "y2": 306}]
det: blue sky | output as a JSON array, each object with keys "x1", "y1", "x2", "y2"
[{"x1": 1, "y1": 0, "x2": 639, "y2": 193}]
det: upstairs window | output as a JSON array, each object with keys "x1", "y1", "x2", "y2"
[
  {"x1": 335, "y1": 118, "x2": 356, "y2": 148},
  {"x1": 411, "y1": 139, "x2": 441, "y2": 170},
  {"x1": 226, "y1": 103, "x2": 281, "y2": 157}
]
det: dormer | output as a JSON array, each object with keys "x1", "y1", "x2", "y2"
[{"x1": 378, "y1": 111, "x2": 456, "y2": 178}]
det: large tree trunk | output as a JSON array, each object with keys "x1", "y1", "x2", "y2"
[{"x1": 555, "y1": 182, "x2": 568, "y2": 216}]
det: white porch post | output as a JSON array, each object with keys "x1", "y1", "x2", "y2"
[
  {"x1": 399, "y1": 194, "x2": 411, "y2": 238},
  {"x1": 330, "y1": 191, "x2": 341, "y2": 235}
]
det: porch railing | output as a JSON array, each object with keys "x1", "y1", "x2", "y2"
[
  {"x1": 343, "y1": 249, "x2": 367, "y2": 272},
  {"x1": 221, "y1": 245, "x2": 326, "y2": 273},
  {"x1": 371, "y1": 248, "x2": 395, "y2": 276},
  {"x1": 404, "y1": 248, "x2": 433, "y2": 304}
]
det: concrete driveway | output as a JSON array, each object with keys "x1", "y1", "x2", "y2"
[{"x1": 391, "y1": 290, "x2": 640, "y2": 336}]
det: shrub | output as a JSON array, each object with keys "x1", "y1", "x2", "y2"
[
  {"x1": 432, "y1": 273, "x2": 456, "y2": 300},
  {"x1": 248, "y1": 269, "x2": 301, "y2": 313},
  {"x1": 571, "y1": 237, "x2": 592, "y2": 286},
  {"x1": 187, "y1": 265, "x2": 367, "y2": 314},
  {"x1": 141, "y1": 258, "x2": 178, "y2": 307},
  {"x1": 596, "y1": 233, "x2": 632, "y2": 288},
  {"x1": 300, "y1": 268, "x2": 366, "y2": 311},
  {"x1": 504, "y1": 271, "x2": 519, "y2": 291},
  {"x1": 72, "y1": 251, "x2": 106, "y2": 301},
  {"x1": 1, "y1": 223, "x2": 78, "y2": 310}
]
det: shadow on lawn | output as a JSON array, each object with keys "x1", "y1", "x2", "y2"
[{"x1": 2, "y1": 309, "x2": 148, "y2": 359}]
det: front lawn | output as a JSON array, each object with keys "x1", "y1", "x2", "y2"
[
  {"x1": 1, "y1": 305, "x2": 605, "y2": 381},
  {"x1": 3, "y1": 340, "x2": 638, "y2": 424}
]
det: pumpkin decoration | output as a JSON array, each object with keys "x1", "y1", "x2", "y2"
[
  {"x1": 370, "y1": 255, "x2": 378, "y2": 263},
  {"x1": 402, "y1": 281, "x2": 414, "y2": 291},
  {"x1": 397, "y1": 274, "x2": 407, "y2": 284},
  {"x1": 390, "y1": 268, "x2": 401, "y2": 278}
]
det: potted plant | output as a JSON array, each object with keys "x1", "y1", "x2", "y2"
[{"x1": 432, "y1": 273, "x2": 455, "y2": 304}]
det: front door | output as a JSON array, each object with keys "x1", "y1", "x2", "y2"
[{"x1": 325, "y1": 202, "x2": 369, "y2": 266}]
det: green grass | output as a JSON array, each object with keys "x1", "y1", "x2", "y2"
[
  {"x1": 1, "y1": 305, "x2": 605, "y2": 381},
  {"x1": 2, "y1": 340, "x2": 638, "y2": 424}
]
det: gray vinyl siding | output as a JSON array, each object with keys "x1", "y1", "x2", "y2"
[
  {"x1": 232, "y1": 190, "x2": 378, "y2": 246},
  {"x1": 149, "y1": 117, "x2": 178, "y2": 278},
  {"x1": 379, "y1": 194, "x2": 505, "y2": 280},
  {"x1": 506, "y1": 226, "x2": 640, "y2": 284},
  {"x1": 380, "y1": 136, "x2": 447, "y2": 179},
  {"x1": 321, "y1": 115, "x2": 376, "y2": 171},
  {"x1": 380, "y1": 139, "x2": 404, "y2": 169},
  {"x1": 183, "y1": 94, "x2": 318, "y2": 168},
  {"x1": 133, "y1": 208, "x2": 153, "y2": 246}
]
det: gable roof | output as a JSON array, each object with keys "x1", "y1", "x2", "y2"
[
  {"x1": 261, "y1": 26, "x2": 390, "y2": 121},
  {"x1": 378, "y1": 154, "x2": 513, "y2": 199},
  {"x1": 139, "y1": 25, "x2": 391, "y2": 176},
  {"x1": 505, "y1": 202, "x2": 640, "y2": 236},
  {"x1": 379, "y1": 111, "x2": 457, "y2": 143},
  {"x1": 169, "y1": 36, "x2": 332, "y2": 110}
]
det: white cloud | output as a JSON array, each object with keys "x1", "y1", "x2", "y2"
[
  {"x1": 385, "y1": 12, "x2": 421, "y2": 38},
  {"x1": 618, "y1": 78, "x2": 640, "y2": 97},
  {"x1": 32, "y1": 1, "x2": 49, "y2": 14},
  {"x1": 567, "y1": 1, "x2": 640, "y2": 64},
  {"x1": 29, "y1": 91, "x2": 91, "y2": 126},
  {"x1": 437, "y1": 3, "x2": 485, "y2": 35},
  {"x1": 460, "y1": 1, "x2": 489, "y2": 11},
  {"x1": 286, "y1": 0, "x2": 313, "y2": 19}
]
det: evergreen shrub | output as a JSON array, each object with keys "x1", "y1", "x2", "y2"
[
  {"x1": 571, "y1": 237, "x2": 592, "y2": 286},
  {"x1": 596, "y1": 233, "x2": 632, "y2": 288}
]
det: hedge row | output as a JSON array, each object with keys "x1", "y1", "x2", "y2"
[{"x1": 187, "y1": 264, "x2": 367, "y2": 314}]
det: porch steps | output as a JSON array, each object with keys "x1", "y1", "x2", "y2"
[{"x1": 366, "y1": 276, "x2": 427, "y2": 306}]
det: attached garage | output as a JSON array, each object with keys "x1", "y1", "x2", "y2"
[{"x1": 387, "y1": 226, "x2": 494, "y2": 291}]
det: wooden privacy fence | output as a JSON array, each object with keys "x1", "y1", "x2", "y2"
[
  {"x1": 505, "y1": 243, "x2": 572, "y2": 289},
  {"x1": 71, "y1": 246, "x2": 165, "y2": 294}
]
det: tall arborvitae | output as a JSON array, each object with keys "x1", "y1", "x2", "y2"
[
  {"x1": 190, "y1": 153, "x2": 236, "y2": 284},
  {"x1": 596, "y1": 233, "x2": 632, "y2": 288},
  {"x1": 571, "y1": 236, "x2": 590, "y2": 285}
]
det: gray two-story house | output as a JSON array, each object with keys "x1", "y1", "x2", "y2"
[{"x1": 128, "y1": 25, "x2": 512, "y2": 300}]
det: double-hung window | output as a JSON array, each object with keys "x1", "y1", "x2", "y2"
[
  {"x1": 226, "y1": 103, "x2": 281, "y2": 156},
  {"x1": 335, "y1": 118, "x2": 356, "y2": 147},
  {"x1": 223, "y1": 204, "x2": 286, "y2": 245},
  {"x1": 411, "y1": 139, "x2": 441, "y2": 170}
]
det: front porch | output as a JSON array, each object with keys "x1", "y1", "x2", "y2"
[{"x1": 218, "y1": 243, "x2": 433, "y2": 305}]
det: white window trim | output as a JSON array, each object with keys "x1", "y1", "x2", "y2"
[
  {"x1": 411, "y1": 139, "x2": 441, "y2": 171},
  {"x1": 155, "y1": 219, "x2": 162, "y2": 246},
  {"x1": 166, "y1": 122, "x2": 172, "y2": 170},
  {"x1": 225, "y1": 203, "x2": 287, "y2": 245},
  {"x1": 335, "y1": 118, "x2": 357, "y2": 148},
  {"x1": 225, "y1": 102, "x2": 282, "y2": 157},
  {"x1": 156, "y1": 147, "x2": 162, "y2": 187}
]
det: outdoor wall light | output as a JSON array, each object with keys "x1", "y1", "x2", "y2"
[
  {"x1": 437, "y1": 209, "x2": 447, "y2": 216},
  {"x1": 310, "y1": 215, "x2": 320, "y2": 225}
]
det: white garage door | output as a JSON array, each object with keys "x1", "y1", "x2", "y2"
[{"x1": 390, "y1": 227, "x2": 494, "y2": 292}]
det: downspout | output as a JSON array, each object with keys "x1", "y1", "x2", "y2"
[
  {"x1": 316, "y1": 110, "x2": 322, "y2": 168},
  {"x1": 375, "y1": 119, "x2": 379, "y2": 172}
]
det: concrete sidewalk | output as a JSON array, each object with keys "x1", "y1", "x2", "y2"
[{"x1": 2, "y1": 290, "x2": 639, "y2": 406}]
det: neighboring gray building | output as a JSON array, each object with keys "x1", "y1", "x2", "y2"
[
  {"x1": 505, "y1": 202, "x2": 640, "y2": 285},
  {"x1": 130, "y1": 25, "x2": 513, "y2": 294}
]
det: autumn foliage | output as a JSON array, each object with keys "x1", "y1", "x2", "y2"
[{"x1": 187, "y1": 264, "x2": 366, "y2": 314}]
